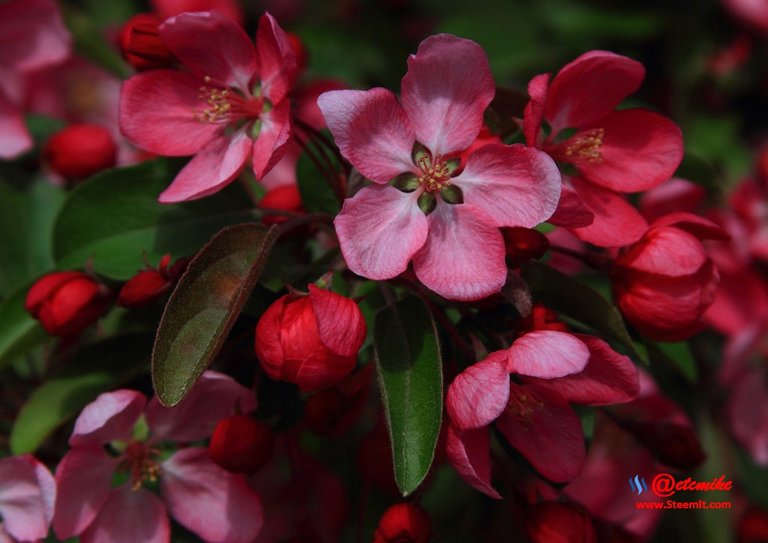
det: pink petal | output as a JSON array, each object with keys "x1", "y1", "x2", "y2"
[
  {"x1": 618, "y1": 226, "x2": 707, "y2": 277},
  {"x1": 445, "y1": 425, "x2": 501, "y2": 499},
  {"x1": 446, "y1": 352, "x2": 510, "y2": 430},
  {"x1": 0, "y1": 455, "x2": 55, "y2": 542},
  {"x1": 53, "y1": 445, "x2": 118, "y2": 539},
  {"x1": 80, "y1": 487, "x2": 169, "y2": 543},
  {"x1": 333, "y1": 185, "x2": 428, "y2": 280},
  {"x1": 0, "y1": 0, "x2": 71, "y2": 72},
  {"x1": 412, "y1": 203, "x2": 506, "y2": 301},
  {"x1": 146, "y1": 370, "x2": 257, "y2": 443},
  {"x1": 401, "y1": 35, "x2": 494, "y2": 155},
  {"x1": 0, "y1": 93, "x2": 32, "y2": 159},
  {"x1": 650, "y1": 212, "x2": 730, "y2": 241},
  {"x1": 317, "y1": 89, "x2": 415, "y2": 183},
  {"x1": 545, "y1": 51, "x2": 645, "y2": 133},
  {"x1": 575, "y1": 109, "x2": 683, "y2": 193},
  {"x1": 119, "y1": 70, "x2": 223, "y2": 156},
  {"x1": 452, "y1": 144, "x2": 561, "y2": 228},
  {"x1": 507, "y1": 330, "x2": 589, "y2": 378},
  {"x1": 161, "y1": 448, "x2": 263, "y2": 543},
  {"x1": 255, "y1": 13, "x2": 296, "y2": 104},
  {"x1": 548, "y1": 185, "x2": 595, "y2": 228},
  {"x1": 523, "y1": 73, "x2": 549, "y2": 147},
  {"x1": 159, "y1": 11, "x2": 257, "y2": 90},
  {"x1": 252, "y1": 98, "x2": 291, "y2": 179},
  {"x1": 525, "y1": 334, "x2": 639, "y2": 405},
  {"x1": 638, "y1": 177, "x2": 707, "y2": 222},
  {"x1": 568, "y1": 177, "x2": 648, "y2": 248},
  {"x1": 308, "y1": 284, "x2": 367, "y2": 357},
  {"x1": 158, "y1": 132, "x2": 251, "y2": 203},
  {"x1": 69, "y1": 390, "x2": 146, "y2": 447},
  {"x1": 152, "y1": 0, "x2": 244, "y2": 24},
  {"x1": 497, "y1": 383, "x2": 585, "y2": 483}
]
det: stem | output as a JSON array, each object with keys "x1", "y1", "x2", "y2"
[{"x1": 294, "y1": 118, "x2": 349, "y2": 175}]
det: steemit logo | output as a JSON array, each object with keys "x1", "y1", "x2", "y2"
[{"x1": 629, "y1": 475, "x2": 648, "y2": 495}]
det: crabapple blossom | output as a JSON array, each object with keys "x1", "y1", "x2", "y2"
[{"x1": 0, "y1": 455, "x2": 55, "y2": 542}]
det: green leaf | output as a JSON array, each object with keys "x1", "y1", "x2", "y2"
[
  {"x1": 10, "y1": 334, "x2": 151, "y2": 454},
  {"x1": 53, "y1": 159, "x2": 256, "y2": 280},
  {"x1": 646, "y1": 341, "x2": 698, "y2": 383},
  {"x1": 521, "y1": 261, "x2": 646, "y2": 362},
  {"x1": 0, "y1": 285, "x2": 47, "y2": 370},
  {"x1": 296, "y1": 151, "x2": 341, "y2": 215},
  {"x1": 374, "y1": 295, "x2": 442, "y2": 496},
  {"x1": 152, "y1": 223, "x2": 278, "y2": 406}
]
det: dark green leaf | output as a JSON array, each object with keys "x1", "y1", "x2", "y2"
[
  {"x1": 374, "y1": 295, "x2": 442, "y2": 496},
  {"x1": 296, "y1": 152, "x2": 341, "y2": 215},
  {"x1": 10, "y1": 334, "x2": 151, "y2": 454},
  {"x1": 646, "y1": 340, "x2": 698, "y2": 383},
  {"x1": 521, "y1": 261, "x2": 646, "y2": 362},
  {"x1": 0, "y1": 285, "x2": 47, "y2": 371},
  {"x1": 53, "y1": 159, "x2": 256, "y2": 280},
  {"x1": 152, "y1": 223, "x2": 277, "y2": 406}
]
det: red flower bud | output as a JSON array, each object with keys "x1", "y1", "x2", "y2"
[
  {"x1": 255, "y1": 284, "x2": 366, "y2": 392},
  {"x1": 260, "y1": 185, "x2": 304, "y2": 226},
  {"x1": 738, "y1": 505, "x2": 768, "y2": 543},
  {"x1": 118, "y1": 254, "x2": 188, "y2": 308},
  {"x1": 304, "y1": 364, "x2": 373, "y2": 436},
  {"x1": 118, "y1": 13, "x2": 178, "y2": 71},
  {"x1": 43, "y1": 124, "x2": 117, "y2": 182},
  {"x1": 25, "y1": 272, "x2": 110, "y2": 337},
  {"x1": 503, "y1": 226, "x2": 550, "y2": 264},
  {"x1": 208, "y1": 415, "x2": 274, "y2": 474},
  {"x1": 373, "y1": 503, "x2": 431, "y2": 543},
  {"x1": 525, "y1": 502, "x2": 596, "y2": 543}
]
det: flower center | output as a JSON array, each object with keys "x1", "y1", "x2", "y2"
[
  {"x1": 564, "y1": 128, "x2": 604, "y2": 164},
  {"x1": 120, "y1": 441, "x2": 161, "y2": 491},
  {"x1": 506, "y1": 389, "x2": 544, "y2": 425},
  {"x1": 417, "y1": 153, "x2": 451, "y2": 192},
  {"x1": 194, "y1": 79, "x2": 265, "y2": 124}
]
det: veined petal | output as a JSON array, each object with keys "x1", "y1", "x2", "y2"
[
  {"x1": 545, "y1": 50, "x2": 645, "y2": 133},
  {"x1": 252, "y1": 98, "x2": 291, "y2": 179},
  {"x1": 445, "y1": 425, "x2": 501, "y2": 499},
  {"x1": 617, "y1": 226, "x2": 707, "y2": 277},
  {"x1": 0, "y1": 456, "x2": 54, "y2": 542},
  {"x1": 575, "y1": 109, "x2": 683, "y2": 193},
  {"x1": 69, "y1": 390, "x2": 146, "y2": 447},
  {"x1": 401, "y1": 35, "x2": 494, "y2": 155},
  {"x1": 161, "y1": 448, "x2": 263, "y2": 543},
  {"x1": 452, "y1": 144, "x2": 561, "y2": 228},
  {"x1": 119, "y1": 70, "x2": 222, "y2": 156},
  {"x1": 334, "y1": 185, "x2": 428, "y2": 280},
  {"x1": 446, "y1": 352, "x2": 509, "y2": 430},
  {"x1": 318, "y1": 89, "x2": 415, "y2": 183},
  {"x1": 159, "y1": 11, "x2": 257, "y2": 90},
  {"x1": 256, "y1": 13, "x2": 297, "y2": 103},
  {"x1": 158, "y1": 132, "x2": 251, "y2": 203},
  {"x1": 412, "y1": 203, "x2": 506, "y2": 301},
  {"x1": 80, "y1": 487, "x2": 169, "y2": 543},
  {"x1": 506, "y1": 330, "x2": 589, "y2": 378},
  {"x1": 523, "y1": 73, "x2": 549, "y2": 147}
]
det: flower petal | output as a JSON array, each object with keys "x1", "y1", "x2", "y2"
[
  {"x1": 401, "y1": 34, "x2": 494, "y2": 155},
  {"x1": 650, "y1": 212, "x2": 730, "y2": 241},
  {"x1": 158, "y1": 132, "x2": 251, "y2": 203},
  {"x1": 146, "y1": 370, "x2": 257, "y2": 443},
  {"x1": 548, "y1": 185, "x2": 595, "y2": 228},
  {"x1": 334, "y1": 185, "x2": 428, "y2": 280},
  {"x1": 0, "y1": 92, "x2": 31, "y2": 159},
  {"x1": 159, "y1": 11, "x2": 257, "y2": 90},
  {"x1": 0, "y1": 0, "x2": 71, "y2": 72},
  {"x1": 497, "y1": 382, "x2": 585, "y2": 483},
  {"x1": 252, "y1": 98, "x2": 291, "y2": 179},
  {"x1": 545, "y1": 50, "x2": 645, "y2": 133},
  {"x1": 575, "y1": 109, "x2": 683, "y2": 193},
  {"x1": 452, "y1": 143, "x2": 561, "y2": 228},
  {"x1": 617, "y1": 226, "x2": 706, "y2": 277},
  {"x1": 69, "y1": 390, "x2": 146, "y2": 447},
  {"x1": 161, "y1": 448, "x2": 263, "y2": 543},
  {"x1": 446, "y1": 352, "x2": 509, "y2": 430},
  {"x1": 53, "y1": 445, "x2": 117, "y2": 539},
  {"x1": 256, "y1": 13, "x2": 297, "y2": 103},
  {"x1": 568, "y1": 177, "x2": 648, "y2": 248},
  {"x1": 0, "y1": 455, "x2": 55, "y2": 542},
  {"x1": 523, "y1": 73, "x2": 549, "y2": 147},
  {"x1": 445, "y1": 425, "x2": 501, "y2": 499},
  {"x1": 507, "y1": 330, "x2": 589, "y2": 378},
  {"x1": 412, "y1": 203, "x2": 506, "y2": 301},
  {"x1": 308, "y1": 284, "x2": 367, "y2": 358},
  {"x1": 80, "y1": 487, "x2": 169, "y2": 543},
  {"x1": 119, "y1": 70, "x2": 222, "y2": 156},
  {"x1": 318, "y1": 88, "x2": 415, "y2": 183}
]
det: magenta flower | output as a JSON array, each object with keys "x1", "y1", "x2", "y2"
[
  {"x1": 318, "y1": 35, "x2": 561, "y2": 301},
  {"x1": 52, "y1": 372, "x2": 263, "y2": 543},
  {"x1": 0, "y1": 455, "x2": 55, "y2": 542},
  {"x1": 120, "y1": 11, "x2": 296, "y2": 202}
]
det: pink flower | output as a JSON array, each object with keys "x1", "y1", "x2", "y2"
[
  {"x1": 318, "y1": 35, "x2": 561, "y2": 301},
  {"x1": 52, "y1": 372, "x2": 263, "y2": 543},
  {"x1": 524, "y1": 51, "x2": 684, "y2": 247},
  {"x1": 120, "y1": 11, "x2": 297, "y2": 202},
  {"x1": 0, "y1": 455, "x2": 55, "y2": 542}
]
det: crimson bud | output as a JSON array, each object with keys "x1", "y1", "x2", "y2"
[
  {"x1": 525, "y1": 502, "x2": 596, "y2": 543},
  {"x1": 43, "y1": 124, "x2": 117, "y2": 183},
  {"x1": 25, "y1": 271, "x2": 110, "y2": 337},
  {"x1": 373, "y1": 503, "x2": 431, "y2": 543},
  {"x1": 118, "y1": 13, "x2": 177, "y2": 71},
  {"x1": 118, "y1": 254, "x2": 188, "y2": 308},
  {"x1": 260, "y1": 185, "x2": 304, "y2": 226},
  {"x1": 255, "y1": 284, "x2": 366, "y2": 392},
  {"x1": 503, "y1": 226, "x2": 550, "y2": 264},
  {"x1": 208, "y1": 415, "x2": 274, "y2": 474}
]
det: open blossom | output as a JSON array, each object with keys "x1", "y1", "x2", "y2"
[
  {"x1": 318, "y1": 35, "x2": 561, "y2": 301},
  {"x1": 0, "y1": 455, "x2": 55, "y2": 542},
  {"x1": 53, "y1": 371, "x2": 263, "y2": 543},
  {"x1": 120, "y1": 11, "x2": 297, "y2": 202}
]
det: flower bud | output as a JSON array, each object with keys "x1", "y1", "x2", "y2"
[
  {"x1": 117, "y1": 254, "x2": 188, "y2": 308},
  {"x1": 255, "y1": 284, "x2": 366, "y2": 391},
  {"x1": 260, "y1": 185, "x2": 304, "y2": 226},
  {"x1": 119, "y1": 13, "x2": 178, "y2": 71},
  {"x1": 25, "y1": 271, "x2": 110, "y2": 337},
  {"x1": 525, "y1": 502, "x2": 596, "y2": 543},
  {"x1": 43, "y1": 124, "x2": 117, "y2": 183},
  {"x1": 503, "y1": 226, "x2": 550, "y2": 264},
  {"x1": 304, "y1": 364, "x2": 372, "y2": 436},
  {"x1": 208, "y1": 415, "x2": 274, "y2": 474},
  {"x1": 373, "y1": 503, "x2": 431, "y2": 543}
]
